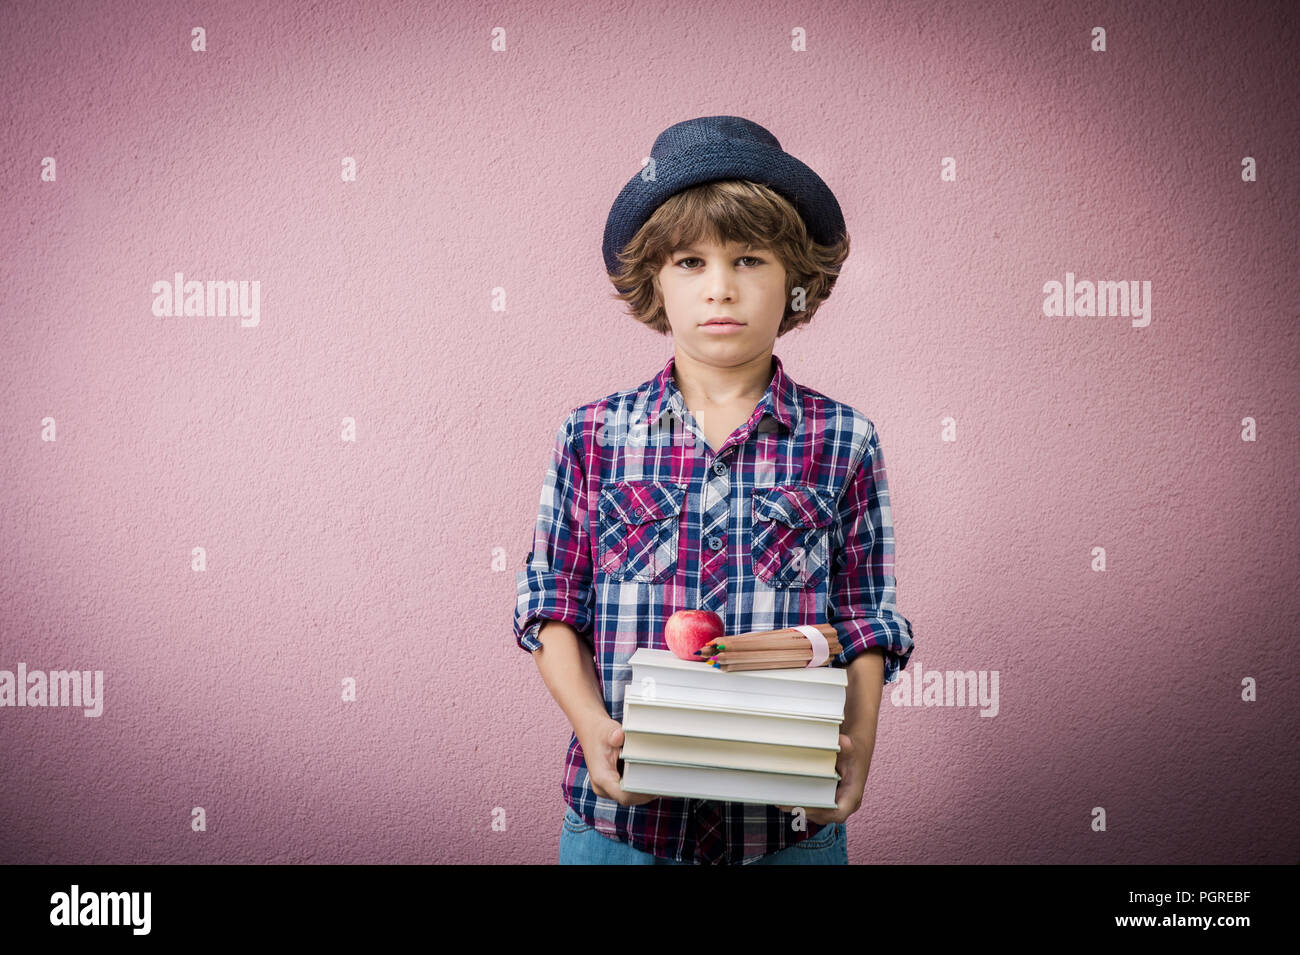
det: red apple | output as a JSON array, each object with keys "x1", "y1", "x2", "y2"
[{"x1": 664, "y1": 610, "x2": 725, "y2": 661}]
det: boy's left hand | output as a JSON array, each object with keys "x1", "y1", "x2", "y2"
[{"x1": 776, "y1": 731, "x2": 870, "y2": 825}]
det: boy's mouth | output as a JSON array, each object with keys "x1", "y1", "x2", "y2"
[{"x1": 701, "y1": 317, "x2": 744, "y2": 326}]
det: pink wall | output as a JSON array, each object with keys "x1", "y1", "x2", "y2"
[{"x1": 1, "y1": 0, "x2": 1296, "y2": 864}]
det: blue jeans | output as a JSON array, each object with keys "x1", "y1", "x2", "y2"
[{"x1": 558, "y1": 805, "x2": 848, "y2": 865}]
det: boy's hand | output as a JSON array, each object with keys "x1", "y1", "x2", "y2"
[
  {"x1": 578, "y1": 716, "x2": 660, "y2": 807},
  {"x1": 775, "y1": 732, "x2": 869, "y2": 825}
]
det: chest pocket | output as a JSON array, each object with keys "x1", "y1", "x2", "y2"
[
  {"x1": 596, "y1": 480, "x2": 686, "y2": 583},
  {"x1": 751, "y1": 485, "x2": 837, "y2": 590}
]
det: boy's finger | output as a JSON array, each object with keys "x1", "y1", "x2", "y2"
[{"x1": 592, "y1": 770, "x2": 618, "y2": 797}]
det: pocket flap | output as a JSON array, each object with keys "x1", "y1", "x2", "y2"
[
  {"x1": 599, "y1": 481, "x2": 685, "y2": 525},
  {"x1": 753, "y1": 485, "x2": 835, "y2": 528}
]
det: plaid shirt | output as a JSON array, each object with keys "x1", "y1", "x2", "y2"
[{"x1": 514, "y1": 353, "x2": 915, "y2": 864}]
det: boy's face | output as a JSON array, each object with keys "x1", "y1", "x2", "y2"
[{"x1": 657, "y1": 235, "x2": 787, "y2": 364}]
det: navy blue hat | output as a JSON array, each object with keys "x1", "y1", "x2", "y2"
[{"x1": 602, "y1": 115, "x2": 846, "y2": 290}]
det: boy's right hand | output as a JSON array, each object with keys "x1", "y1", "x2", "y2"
[{"x1": 578, "y1": 716, "x2": 659, "y2": 807}]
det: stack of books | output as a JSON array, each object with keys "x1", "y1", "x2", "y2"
[{"x1": 618, "y1": 647, "x2": 847, "y2": 809}]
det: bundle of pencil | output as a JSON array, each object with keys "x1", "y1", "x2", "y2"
[{"x1": 693, "y1": 623, "x2": 842, "y2": 671}]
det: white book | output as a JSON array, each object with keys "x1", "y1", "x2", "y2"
[
  {"x1": 626, "y1": 660, "x2": 847, "y2": 722},
  {"x1": 627, "y1": 647, "x2": 846, "y2": 721},
  {"x1": 620, "y1": 729, "x2": 839, "y2": 777},
  {"x1": 628, "y1": 647, "x2": 847, "y2": 701},
  {"x1": 622, "y1": 694, "x2": 843, "y2": 749},
  {"x1": 621, "y1": 759, "x2": 840, "y2": 809}
]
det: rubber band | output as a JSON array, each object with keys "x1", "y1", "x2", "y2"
[{"x1": 792, "y1": 624, "x2": 829, "y2": 668}]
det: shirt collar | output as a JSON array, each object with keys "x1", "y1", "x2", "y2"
[{"x1": 640, "y1": 352, "x2": 801, "y2": 434}]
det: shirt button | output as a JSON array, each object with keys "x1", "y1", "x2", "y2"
[
  {"x1": 708, "y1": 536, "x2": 723, "y2": 550},
  {"x1": 634, "y1": 506, "x2": 644, "y2": 517},
  {"x1": 712, "y1": 460, "x2": 727, "y2": 475}
]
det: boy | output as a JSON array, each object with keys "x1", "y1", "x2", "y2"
[{"x1": 514, "y1": 116, "x2": 915, "y2": 865}]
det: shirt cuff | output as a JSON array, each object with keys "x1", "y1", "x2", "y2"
[
  {"x1": 515, "y1": 565, "x2": 596, "y2": 653},
  {"x1": 831, "y1": 616, "x2": 912, "y2": 686},
  {"x1": 519, "y1": 618, "x2": 544, "y2": 653}
]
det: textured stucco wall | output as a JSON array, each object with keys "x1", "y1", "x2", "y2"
[{"x1": 1, "y1": 0, "x2": 1297, "y2": 864}]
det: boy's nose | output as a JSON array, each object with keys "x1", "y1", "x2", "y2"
[{"x1": 706, "y1": 272, "x2": 738, "y2": 297}]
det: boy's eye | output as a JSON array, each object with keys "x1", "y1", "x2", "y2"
[{"x1": 674, "y1": 256, "x2": 763, "y2": 269}]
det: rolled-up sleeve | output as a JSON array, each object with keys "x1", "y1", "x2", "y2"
[
  {"x1": 514, "y1": 410, "x2": 596, "y2": 653},
  {"x1": 826, "y1": 421, "x2": 915, "y2": 685}
]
